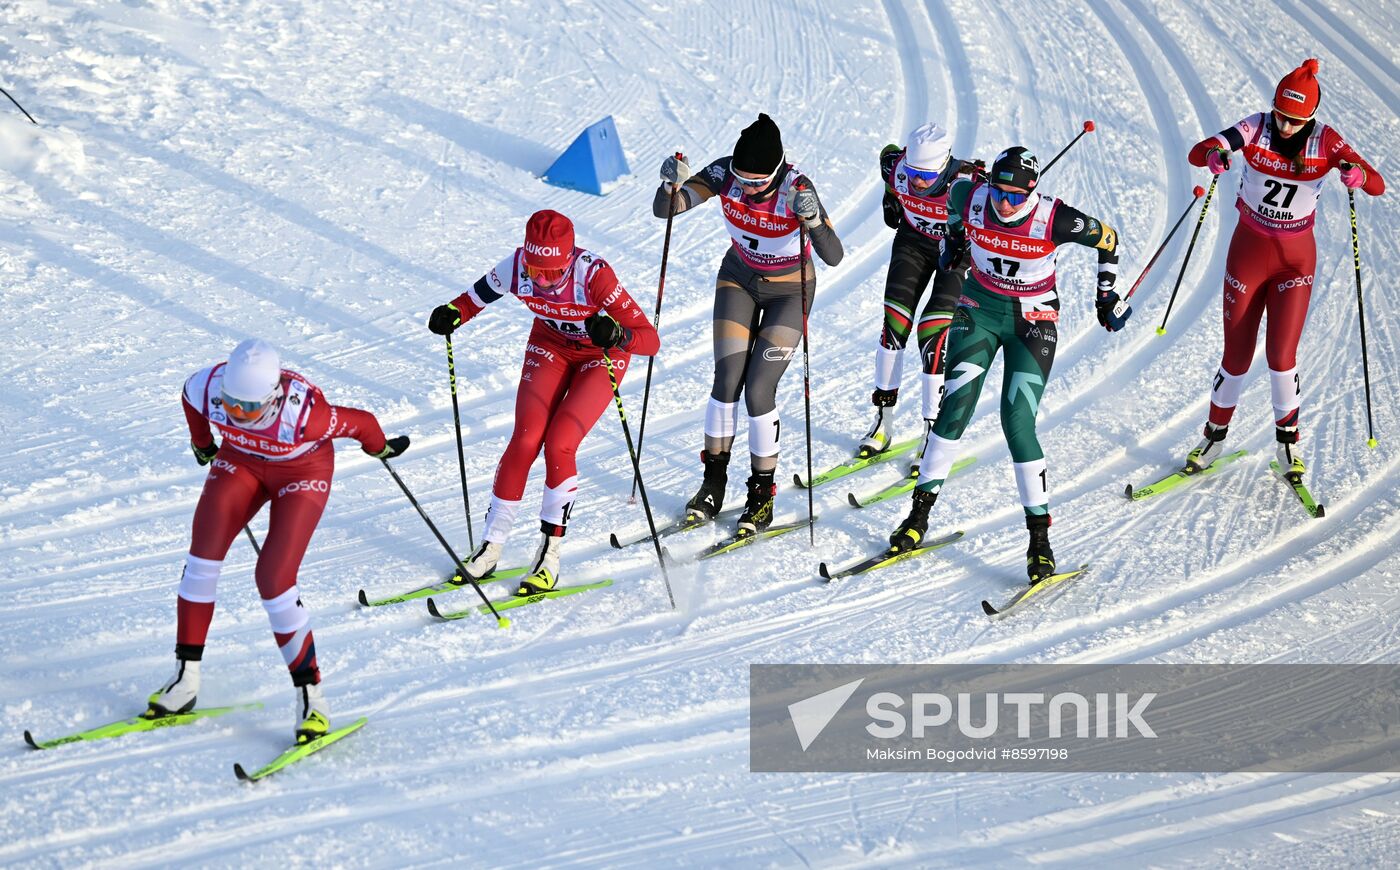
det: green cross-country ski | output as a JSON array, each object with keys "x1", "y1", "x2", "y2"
[
  {"x1": 793, "y1": 436, "x2": 923, "y2": 489},
  {"x1": 24, "y1": 703, "x2": 263, "y2": 750},
  {"x1": 846, "y1": 455, "x2": 977, "y2": 508},
  {"x1": 819, "y1": 530, "x2": 965, "y2": 581},
  {"x1": 357, "y1": 566, "x2": 527, "y2": 607},
  {"x1": 697, "y1": 518, "x2": 812, "y2": 560},
  {"x1": 426, "y1": 579, "x2": 615, "y2": 620},
  {"x1": 981, "y1": 564, "x2": 1090, "y2": 619},
  {"x1": 1270, "y1": 461, "x2": 1326, "y2": 518},
  {"x1": 234, "y1": 716, "x2": 367, "y2": 782},
  {"x1": 1125, "y1": 450, "x2": 1248, "y2": 500}
]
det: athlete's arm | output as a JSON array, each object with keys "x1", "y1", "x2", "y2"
[
  {"x1": 1188, "y1": 114, "x2": 1256, "y2": 166},
  {"x1": 652, "y1": 157, "x2": 723, "y2": 217},
  {"x1": 1324, "y1": 128, "x2": 1386, "y2": 196},
  {"x1": 182, "y1": 394, "x2": 215, "y2": 451},
  {"x1": 300, "y1": 392, "x2": 388, "y2": 455},
  {"x1": 589, "y1": 262, "x2": 661, "y2": 356},
  {"x1": 1052, "y1": 203, "x2": 1120, "y2": 292},
  {"x1": 795, "y1": 175, "x2": 844, "y2": 267},
  {"x1": 445, "y1": 252, "x2": 515, "y2": 327},
  {"x1": 880, "y1": 145, "x2": 903, "y2": 228}
]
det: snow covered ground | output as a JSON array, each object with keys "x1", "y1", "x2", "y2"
[{"x1": 2, "y1": 0, "x2": 1398, "y2": 864}]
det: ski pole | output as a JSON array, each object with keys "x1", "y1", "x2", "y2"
[
  {"x1": 1157, "y1": 175, "x2": 1219, "y2": 335},
  {"x1": 378, "y1": 458, "x2": 508, "y2": 627},
  {"x1": 243, "y1": 526, "x2": 262, "y2": 556},
  {"x1": 1040, "y1": 120, "x2": 1094, "y2": 175},
  {"x1": 798, "y1": 217, "x2": 816, "y2": 545},
  {"x1": 1122, "y1": 185, "x2": 1206, "y2": 303},
  {"x1": 601, "y1": 349, "x2": 677, "y2": 610},
  {"x1": 445, "y1": 335, "x2": 476, "y2": 550},
  {"x1": 1345, "y1": 178, "x2": 1378, "y2": 448},
  {"x1": 0, "y1": 85, "x2": 36, "y2": 125},
  {"x1": 631, "y1": 151, "x2": 684, "y2": 502}
]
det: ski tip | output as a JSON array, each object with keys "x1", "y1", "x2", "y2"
[
  {"x1": 609, "y1": 533, "x2": 623, "y2": 550},
  {"x1": 23, "y1": 730, "x2": 41, "y2": 750},
  {"x1": 233, "y1": 762, "x2": 252, "y2": 782},
  {"x1": 980, "y1": 600, "x2": 999, "y2": 616},
  {"x1": 793, "y1": 473, "x2": 806, "y2": 488},
  {"x1": 818, "y1": 562, "x2": 831, "y2": 581},
  {"x1": 356, "y1": 589, "x2": 369, "y2": 607},
  {"x1": 425, "y1": 598, "x2": 442, "y2": 618},
  {"x1": 847, "y1": 493, "x2": 861, "y2": 508},
  {"x1": 1315, "y1": 504, "x2": 1327, "y2": 518},
  {"x1": 1123, "y1": 483, "x2": 1134, "y2": 499}
]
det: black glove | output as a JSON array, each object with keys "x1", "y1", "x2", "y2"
[
  {"x1": 1096, "y1": 288, "x2": 1132, "y2": 332},
  {"x1": 881, "y1": 192, "x2": 902, "y2": 229},
  {"x1": 192, "y1": 441, "x2": 218, "y2": 466},
  {"x1": 939, "y1": 232, "x2": 970, "y2": 272},
  {"x1": 428, "y1": 304, "x2": 461, "y2": 336},
  {"x1": 584, "y1": 313, "x2": 631, "y2": 350},
  {"x1": 368, "y1": 435, "x2": 410, "y2": 460}
]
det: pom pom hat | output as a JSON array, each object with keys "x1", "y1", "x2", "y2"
[
  {"x1": 1274, "y1": 58, "x2": 1321, "y2": 120},
  {"x1": 522, "y1": 209, "x2": 575, "y2": 270}
]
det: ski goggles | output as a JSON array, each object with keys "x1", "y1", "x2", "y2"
[
  {"x1": 989, "y1": 185, "x2": 1031, "y2": 207},
  {"x1": 1271, "y1": 109, "x2": 1309, "y2": 130},
  {"x1": 904, "y1": 164, "x2": 941, "y2": 185},
  {"x1": 221, "y1": 390, "x2": 278, "y2": 425},
  {"x1": 525, "y1": 263, "x2": 569, "y2": 288},
  {"x1": 732, "y1": 159, "x2": 783, "y2": 188}
]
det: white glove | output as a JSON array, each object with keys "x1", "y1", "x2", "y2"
[
  {"x1": 787, "y1": 185, "x2": 821, "y2": 226},
  {"x1": 660, "y1": 153, "x2": 691, "y2": 192}
]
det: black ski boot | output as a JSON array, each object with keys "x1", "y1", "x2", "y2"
[
  {"x1": 737, "y1": 470, "x2": 776, "y2": 535},
  {"x1": 1026, "y1": 514, "x2": 1055, "y2": 585},
  {"x1": 685, "y1": 450, "x2": 730, "y2": 521},
  {"x1": 889, "y1": 487, "x2": 938, "y2": 552}
]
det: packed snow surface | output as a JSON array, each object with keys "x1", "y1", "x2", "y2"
[{"x1": 2, "y1": 0, "x2": 1398, "y2": 865}]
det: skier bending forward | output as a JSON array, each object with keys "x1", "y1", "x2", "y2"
[{"x1": 150, "y1": 338, "x2": 409, "y2": 743}]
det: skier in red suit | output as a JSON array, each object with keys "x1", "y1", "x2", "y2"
[
  {"x1": 428, "y1": 210, "x2": 660, "y2": 594},
  {"x1": 148, "y1": 338, "x2": 408, "y2": 743},
  {"x1": 1183, "y1": 58, "x2": 1384, "y2": 483}
]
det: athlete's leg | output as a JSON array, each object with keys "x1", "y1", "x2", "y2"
[
  {"x1": 484, "y1": 339, "x2": 573, "y2": 544},
  {"x1": 872, "y1": 237, "x2": 937, "y2": 401},
  {"x1": 919, "y1": 301, "x2": 1001, "y2": 494},
  {"x1": 707, "y1": 272, "x2": 760, "y2": 457},
  {"x1": 1000, "y1": 305, "x2": 1059, "y2": 519},
  {"x1": 915, "y1": 266, "x2": 964, "y2": 421},
  {"x1": 744, "y1": 281, "x2": 806, "y2": 473},
  {"x1": 1208, "y1": 227, "x2": 1272, "y2": 427},
  {"x1": 1263, "y1": 235, "x2": 1318, "y2": 433},
  {"x1": 258, "y1": 448, "x2": 334, "y2": 686},
  {"x1": 177, "y1": 454, "x2": 269, "y2": 660},
  {"x1": 540, "y1": 351, "x2": 629, "y2": 529}
]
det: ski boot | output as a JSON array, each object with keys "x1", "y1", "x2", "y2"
[
  {"x1": 737, "y1": 470, "x2": 776, "y2": 535},
  {"x1": 295, "y1": 680, "x2": 331, "y2": 745},
  {"x1": 1185, "y1": 422, "x2": 1228, "y2": 473},
  {"x1": 146, "y1": 656, "x2": 200, "y2": 718},
  {"x1": 889, "y1": 487, "x2": 938, "y2": 552},
  {"x1": 1276, "y1": 426, "x2": 1306, "y2": 484},
  {"x1": 517, "y1": 523, "x2": 564, "y2": 595},
  {"x1": 1026, "y1": 514, "x2": 1056, "y2": 585},
  {"x1": 452, "y1": 540, "x2": 503, "y2": 585},
  {"x1": 857, "y1": 388, "x2": 899, "y2": 458},
  {"x1": 684, "y1": 450, "x2": 730, "y2": 521}
]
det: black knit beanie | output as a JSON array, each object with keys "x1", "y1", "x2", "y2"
[{"x1": 732, "y1": 113, "x2": 784, "y2": 175}]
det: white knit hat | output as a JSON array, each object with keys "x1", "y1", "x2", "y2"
[
  {"x1": 223, "y1": 338, "x2": 282, "y2": 402},
  {"x1": 905, "y1": 123, "x2": 952, "y2": 172}
]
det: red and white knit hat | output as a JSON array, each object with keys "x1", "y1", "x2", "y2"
[
  {"x1": 522, "y1": 209, "x2": 574, "y2": 269},
  {"x1": 1274, "y1": 58, "x2": 1321, "y2": 120}
]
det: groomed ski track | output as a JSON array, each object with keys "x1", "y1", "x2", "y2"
[{"x1": 1, "y1": 0, "x2": 1398, "y2": 865}]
